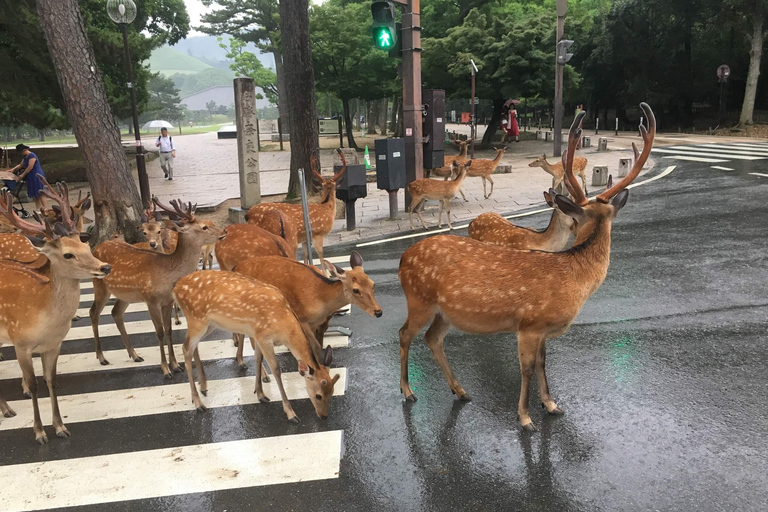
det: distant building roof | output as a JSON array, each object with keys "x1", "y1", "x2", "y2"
[{"x1": 181, "y1": 85, "x2": 271, "y2": 111}]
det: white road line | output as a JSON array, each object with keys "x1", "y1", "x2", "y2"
[
  {"x1": 651, "y1": 148, "x2": 764, "y2": 160},
  {"x1": 691, "y1": 144, "x2": 768, "y2": 156},
  {"x1": 65, "y1": 319, "x2": 188, "y2": 341},
  {"x1": 749, "y1": 173, "x2": 768, "y2": 178},
  {"x1": 75, "y1": 302, "x2": 149, "y2": 318},
  {"x1": 662, "y1": 155, "x2": 727, "y2": 163},
  {"x1": 0, "y1": 369, "x2": 347, "y2": 431},
  {"x1": 626, "y1": 165, "x2": 676, "y2": 189},
  {"x1": 0, "y1": 336, "x2": 349, "y2": 378},
  {"x1": 711, "y1": 166, "x2": 735, "y2": 171},
  {"x1": 0, "y1": 431, "x2": 342, "y2": 512},
  {"x1": 356, "y1": 227, "x2": 450, "y2": 247},
  {"x1": 729, "y1": 142, "x2": 768, "y2": 148}
]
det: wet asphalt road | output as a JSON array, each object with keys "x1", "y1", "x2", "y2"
[{"x1": 2, "y1": 154, "x2": 768, "y2": 511}]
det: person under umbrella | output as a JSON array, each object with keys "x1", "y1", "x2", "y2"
[{"x1": 501, "y1": 99, "x2": 520, "y2": 143}]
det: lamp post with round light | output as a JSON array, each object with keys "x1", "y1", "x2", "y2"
[{"x1": 107, "y1": 0, "x2": 150, "y2": 208}]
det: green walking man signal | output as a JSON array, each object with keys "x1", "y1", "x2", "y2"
[{"x1": 371, "y1": 1, "x2": 397, "y2": 51}]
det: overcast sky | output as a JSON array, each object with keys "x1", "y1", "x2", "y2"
[{"x1": 184, "y1": 0, "x2": 206, "y2": 36}]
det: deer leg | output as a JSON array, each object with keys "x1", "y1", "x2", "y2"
[
  {"x1": 194, "y1": 347, "x2": 207, "y2": 397},
  {"x1": 517, "y1": 331, "x2": 542, "y2": 432},
  {"x1": 257, "y1": 340, "x2": 299, "y2": 423},
  {"x1": 535, "y1": 338, "x2": 562, "y2": 415},
  {"x1": 41, "y1": 348, "x2": 69, "y2": 439},
  {"x1": 252, "y1": 340, "x2": 270, "y2": 401},
  {"x1": 173, "y1": 303, "x2": 182, "y2": 326},
  {"x1": 436, "y1": 199, "x2": 444, "y2": 228},
  {"x1": 0, "y1": 378, "x2": 16, "y2": 418},
  {"x1": 424, "y1": 314, "x2": 469, "y2": 401},
  {"x1": 486, "y1": 175, "x2": 495, "y2": 199},
  {"x1": 251, "y1": 336, "x2": 271, "y2": 383},
  {"x1": 112, "y1": 299, "x2": 143, "y2": 362},
  {"x1": 445, "y1": 199, "x2": 453, "y2": 229},
  {"x1": 235, "y1": 333, "x2": 247, "y2": 370},
  {"x1": 147, "y1": 303, "x2": 172, "y2": 379},
  {"x1": 314, "y1": 235, "x2": 327, "y2": 275},
  {"x1": 482, "y1": 177, "x2": 488, "y2": 199},
  {"x1": 16, "y1": 350, "x2": 46, "y2": 444},
  {"x1": 89, "y1": 280, "x2": 111, "y2": 365},
  {"x1": 415, "y1": 200, "x2": 429, "y2": 230},
  {"x1": 183, "y1": 320, "x2": 208, "y2": 412},
  {"x1": 162, "y1": 303, "x2": 181, "y2": 373},
  {"x1": 458, "y1": 187, "x2": 468, "y2": 202},
  {"x1": 398, "y1": 304, "x2": 435, "y2": 401},
  {"x1": 408, "y1": 200, "x2": 416, "y2": 230}
]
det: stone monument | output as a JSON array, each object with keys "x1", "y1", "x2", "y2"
[{"x1": 229, "y1": 78, "x2": 261, "y2": 224}]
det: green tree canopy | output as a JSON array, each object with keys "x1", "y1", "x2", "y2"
[{"x1": 219, "y1": 36, "x2": 278, "y2": 105}]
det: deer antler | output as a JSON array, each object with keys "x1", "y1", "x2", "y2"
[
  {"x1": 39, "y1": 178, "x2": 76, "y2": 232},
  {"x1": 596, "y1": 103, "x2": 656, "y2": 203},
  {"x1": 562, "y1": 111, "x2": 588, "y2": 206},
  {"x1": 309, "y1": 149, "x2": 323, "y2": 181},
  {"x1": 0, "y1": 191, "x2": 47, "y2": 237},
  {"x1": 333, "y1": 148, "x2": 347, "y2": 182},
  {"x1": 152, "y1": 196, "x2": 195, "y2": 222}
]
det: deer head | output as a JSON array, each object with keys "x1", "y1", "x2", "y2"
[
  {"x1": 140, "y1": 202, "x2": 169, "y2": 251},
  {"x1": 311, "y1": 148, "x2": 347, "y2": 200},
  {"x1": 152, "y1": 197, "x2": 225, "y2": 246},
  {"x1": 528, "y1": 154, "x2": 549, "y2": 168},
  {"x1": 298, "y1": 342, "x2": 341, "y2": 419},
  {"x1": 0, "y1": 181, "x2": 110, "y2": 280},
  {"x1": 326, "y1": 251, "x2": 383, "y2": 318}
]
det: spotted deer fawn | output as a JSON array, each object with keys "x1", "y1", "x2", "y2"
[
  {"x1": 246, "y1": 150, "x2": 346, "y2": 272},
  {"x1": 0, "y1": 183, "x2": 110, "y2": 443},
  {"x1": 466, "y1": 147, "x2": 505, "y2": 199},
  {"x1": 232, "y1": 251, "x2": 382, "y2": 369},
  {"x1": 529, "y1": 153, "x2": 589, "y2": 195},
  {"x1": 90, "y1": 198, "x2": 224, "y2": 377},
  {"x1": 173, "y1": 270, "x2": 341, "y2": 422},
  {"x1": 215, "y1": 221, "x2": 295, "y2": 271},
  {"x1": 429, "y1": 140, "x2": 470, "y2": 178},
  {"x1": 409, "y1": 160, "x2": 471, "y2": 230},
  {"x1": 398, "y1": 103, "x2": 655, "y2": 432}
]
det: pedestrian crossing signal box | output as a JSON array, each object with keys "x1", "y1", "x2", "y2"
[
  {"x1": 371, "y1": 1, "x2": 398, "y2": 51},
  {"x1": 375, "y1": 138, "x2": 407, "y2": 191}
]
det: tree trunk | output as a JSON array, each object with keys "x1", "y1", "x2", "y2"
[
  {"x1": 279, "y1": 0, "x2": 320, "y2": 196},
  {"x1": 481, "y1": 98, "x2": 505, "y2": 147},
  {"x1": 389, "y1": 95, "x2": 398, "y2": 133},
  {"x1": 379, "y1": 98, "x2": 388, "y2": 136},
  {"x1": 368, "y1": 100, "x2": 378, "y2": 135},
  {"x1": 342, "y1": 97, "x2": 358, "y2": 149},
  {"x1": 273, "y1": 50, "x2": 290, "y2": 133},
  {"x1": 36, "y1": 0, "x2": 142, "y2": 244},
  {"x1": 739, "y1": 4, "x2": 764, "y2": 127}
]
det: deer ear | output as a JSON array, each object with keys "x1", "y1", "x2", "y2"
[
  {"x1": 298, "y1": 361, "x2": 310, "y2": 377},
  {"x1": 606, "y1": 174, "x2": 613, "y2": 190},
  {"x1": 332, "y1": 374, "x2": 341, "y2": 384},
  {"x1": 350, "y1": 250, "x2": 363, "y2": 269},
  {"x1": 79, "y1": 233, "x2": 92, "y2": 243},
  {"x1": 53, "y1": 222, "x2": 70, "y2": 237},
  {"x1": 322, "y1": 345, "x2": 333, "y2": 366},
  {"x1": 26, "y1": 236, "x2": 46, "y2": 248},
  {"x1": 140, "y1": 213, "x2": 148, "y2": 223},
  {"x1": 610, "y1": 189, "x2": 629, "y2": 216},
  {"x1": 81, "y1": 197, "x2": 91, "y2": 211},
  {"x1": 327, "y1": 262, "x2": 344, "y2": 280},
  {"x1": 543, "y1": 191, "x2": 555, "y2": 207},
  {"x1": 154, "y1": 212, "x2": 163, "y2": 222},
  {"x1": 554, "y1": 194, "x2": 585, "y2": 221}
]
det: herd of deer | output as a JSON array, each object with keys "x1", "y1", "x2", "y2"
[{"x1": 0, "y1": 103, "x2": 654, "y2": 444}]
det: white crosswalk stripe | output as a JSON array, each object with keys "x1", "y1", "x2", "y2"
[
  {"x1": 662, "y1": 155, "x2": 727, "y2": 163},
  {"x1": 0, "y1": 253, "x2": 355, "y2": 510},
  {"x1": 0, "y1": 431, "x2": 342, "y2": 512},
  {"x1": 748, "y1": 173, "x2": 768, "y2": 178},
  {"x1": 652, "y1": 148, "x2": 765, "y2": 160},
  {"x1": 711, "y1": 166, "x2": 735, "y2": 171},
  {"x1": 691, "y1": 144, "x2": 768, "y2": 156}
]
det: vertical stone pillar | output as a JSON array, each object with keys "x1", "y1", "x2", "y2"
[{"x1": 230, "y1": 78, "x2": 261, "y2": 223}]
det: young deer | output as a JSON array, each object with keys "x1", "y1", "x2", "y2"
[
  {"x1": 408, "y1": 160, "x2": 471, "y2": 230},
  {"x1": 90, "y1": 198, "x2": 224, "y2": 376},
  {"x1": 467, "y1": 191, "x2": 578, "y2": 251},
  {"x1": 200, "y1": 220, "x2": 217, "y2": 269},
  {"x1": 0, "y1": 185, "x2": 111, "y2": 444},
  {"x1": 232, "y1": 251, "x2": 382, "y2": 368},
  {"x1": 398, "y1": 104, "x2": 655, "y2": 432},
  {"x1": 429, "y1": 140, "x2": 470, "y2": 179},
  {"x1": 529, "y1": 153, "x2": 589, "y2": 195},
  {"x1": 173, "y1": 270, "x2": 341, "y2": 422},
  {"x1": 466, "y1": 147, "x2": 506, "y2": 199},
  {"x1": 214, "y1": 222, "x2": 294, "y2": 271},
  {"x1": 245, "y1": 150, "x2": 346, "y2": 272}
]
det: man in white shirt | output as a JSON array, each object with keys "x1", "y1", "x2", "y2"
[{"x1": 155, "y1": 128, "x2": 176, "y2": 180}]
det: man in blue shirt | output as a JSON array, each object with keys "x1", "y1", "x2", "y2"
[{"x1": 7, "y1": 144, "x2": 47, "y2": 211}]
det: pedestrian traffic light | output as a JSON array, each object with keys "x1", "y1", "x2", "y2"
[
  {"x1": 557, "y1": 39, "x2": 574, "y2": 65},
  {"x1": 371, "y1": 1, "x2": 397, "y2": 51}
]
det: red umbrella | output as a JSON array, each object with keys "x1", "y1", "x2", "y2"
[{"x1": 505, "y1": 99, "x2": 521, "y2": 106}]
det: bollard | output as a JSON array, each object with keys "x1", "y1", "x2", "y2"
[
  {"x1": 618, "y1": 158, "x2": 631, "y2": 178},
  {"x1": 595, "y1": 118, "x2": 599, "y2": 134},
  {"x1": 592, "y1": 165, "x2": 608, "y2": 187},
  {"x1": 582, "y1": 136, "x2": 592, "y2": 148},
  {"x1": 598, "y1": 137, "x2": 608, "y2": 151},
  {"x1": 536, "y1": 131, "x2": 543, "y2": 140},
  {"x1": 545, "y1": 131, "x2": 553, "y2": 142},
  {"x1": 615, "y1": 117, "x2": 619, "y2": 135}
]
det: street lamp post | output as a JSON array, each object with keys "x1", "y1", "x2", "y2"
[{"x1": 107, "y1": 0, "x2": 150, "y2": 208}]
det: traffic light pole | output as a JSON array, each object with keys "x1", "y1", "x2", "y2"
[
  {"x1": 553, "y1": 13, "x2": 565, "y2": 158},
  {"x1": 401, "y1": 0, "x2": 423, "y2": 209}
]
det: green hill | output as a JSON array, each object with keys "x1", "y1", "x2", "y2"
[
  {"x1": 172, "y1": 67, "x2": 235, "y2": 97},
  {"x1": 148, "y1": 46, "x2": 211, "y2": 75}
]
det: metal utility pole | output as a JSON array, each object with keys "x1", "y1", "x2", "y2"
[
  {"x1": 717, "y1": 64, "x2": 731, "y2": 126},
  {"x1": 553, "y1": 0, "x2": 567, "y2": 157},
  {"x1": 401, "y1": 0, "x2": 423, "y2": 209},
  {"x1": 470, "y1": 59, "x2": 478, "y2": 159}
]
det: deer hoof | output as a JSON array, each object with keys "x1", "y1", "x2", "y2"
[
  {"x1": 262, "y1": 375, "x2": 271, "y2": 383},
  {"x1": 23, "y1": 392, "x2": 31, "y2": 399},
  {"x1": 258, "y1": 396, "x2": 270, "y2": 403},
  {"x1": 175, "y1": 320, "x2": 182, "y2": 326},
  {"x1": 172, "y1": 365, "x2": 183, "y2": 373},
  {"x1": 195, "y1": 404, "x2": 208, "y2": 413},
  {"x1": 35, "y1": 434, "x2": 49, "y2": 445},
  {"x1": 201, "y1": 390, "x2": 207, "y2": 397},
  {"x1": 100, "y1": 359, "x2": 110, "y2": 366},
  {"x1": 521, "y1": 422, "x2": 538, "y2": 433},
  {"x1": 233, "y1": 339, "x2": 239, "y2": 347},
  {"x1": 4, "y1": 410, "x2": 16, "y2": 418},
  {"x1": 134, "y1": 356, "x2": 144, "y2": 363},
  {"x1": 404, "y1": 393, "x2": 417, "y2": 403},
  {"x1": 163, "y1": 372, "x2": 173, "y2": 380},
  {"x1": 238, "y1": 364, "x2": 248, "y2": 371},
  {"x1": 458, "y1": 392, "x2": 472, "y2": 402},
  {"x1": 288, "y1": 416, "x2": 300, "y2": 424},
  {"x1": 548, "y1": 406, "x2": 564, "y2": 416},
  {"x1": 56, "y1": 427, "x2": 71, "y2": 439}
]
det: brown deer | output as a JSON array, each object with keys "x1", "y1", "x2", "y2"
[
  {"x1": 397, "y1": 104, "x2": 655, "y2": 432},
  {"x1": 408, "y1": 160, "x2": 471, "y2": 230},
  {"x1": 173, "y1": 270, "x2": 341, "y2": 422},
  {"x1": 200, "y1": 220, "x2": 217, "y2": 269},
  {"x1": 467, "y1": 191, "x2": 579, "y2": 251},
  {"x1": 231, "y1": 251, "x2": 382, "y2": 369},
  {"x1": 245, "y1": 150, "x2": 346, "y2": 272},
  {"x1": 215, "y1": 223, "x2": 294, "y2": 271},
  {"x1": 90, "y1": 198, "x2": 224, "y2": 376},
  {"x1": 248, "y1": 209, "x2": 298, "y2": 257},
  {"x1": 0, "y1": 184, "x2": 111, "y2": 444},
  {"x1": 529, "y1": 153, "x2": 589, "y2": 195},
  {"x1": 429, "y1": 140, "x2": 470, "y2": 179},
  {"x1": 41, "y1": 190, "x2": 92, "y2": 234},
  {"x1": 466, "y1": 147, "x2": 506, "y2": 199}
]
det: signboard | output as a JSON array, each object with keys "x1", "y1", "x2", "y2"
[
  {"x1": 451, "y1": 110, "x2": 456, "y2": 122},
  {"x1": 319, "y1": 118, "x2": 340, "y2": 135},
  {"x1": 717, "y1": 64, "x2": 731, "y2": 81}
]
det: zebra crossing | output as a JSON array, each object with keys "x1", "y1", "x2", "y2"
[
  {"x1": 651, "y1": 142, "x2": 768, "y2": 173},
  {"x1": 0, "y1": 255, "x2": 354, "y2": 511}
]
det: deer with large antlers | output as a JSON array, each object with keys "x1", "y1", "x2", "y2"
[
  {"x1": 173, "y1": 270, "x2": 341, "y2": 422},
  {"x1": 245, "y1": 150, "x2": 346, "y2": 272},
  {"x1": 398, "y1": 104, "x2": 655, "y2": 432},
  {"x1": 409, "y1": 160, "x2": 471, "y2": 230},
  {"x1": 231, "y1": 251, "x2": 382, "y2": 369},
  {"x1": 90, "y1": 198, "x2": 224, "y2": 376},
  {"x1": 0, "y1": 183, "x2": 111, "y2": 444},
  {"x1": 529, "y1": 153, "x2": 589, "y2": 196}
]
